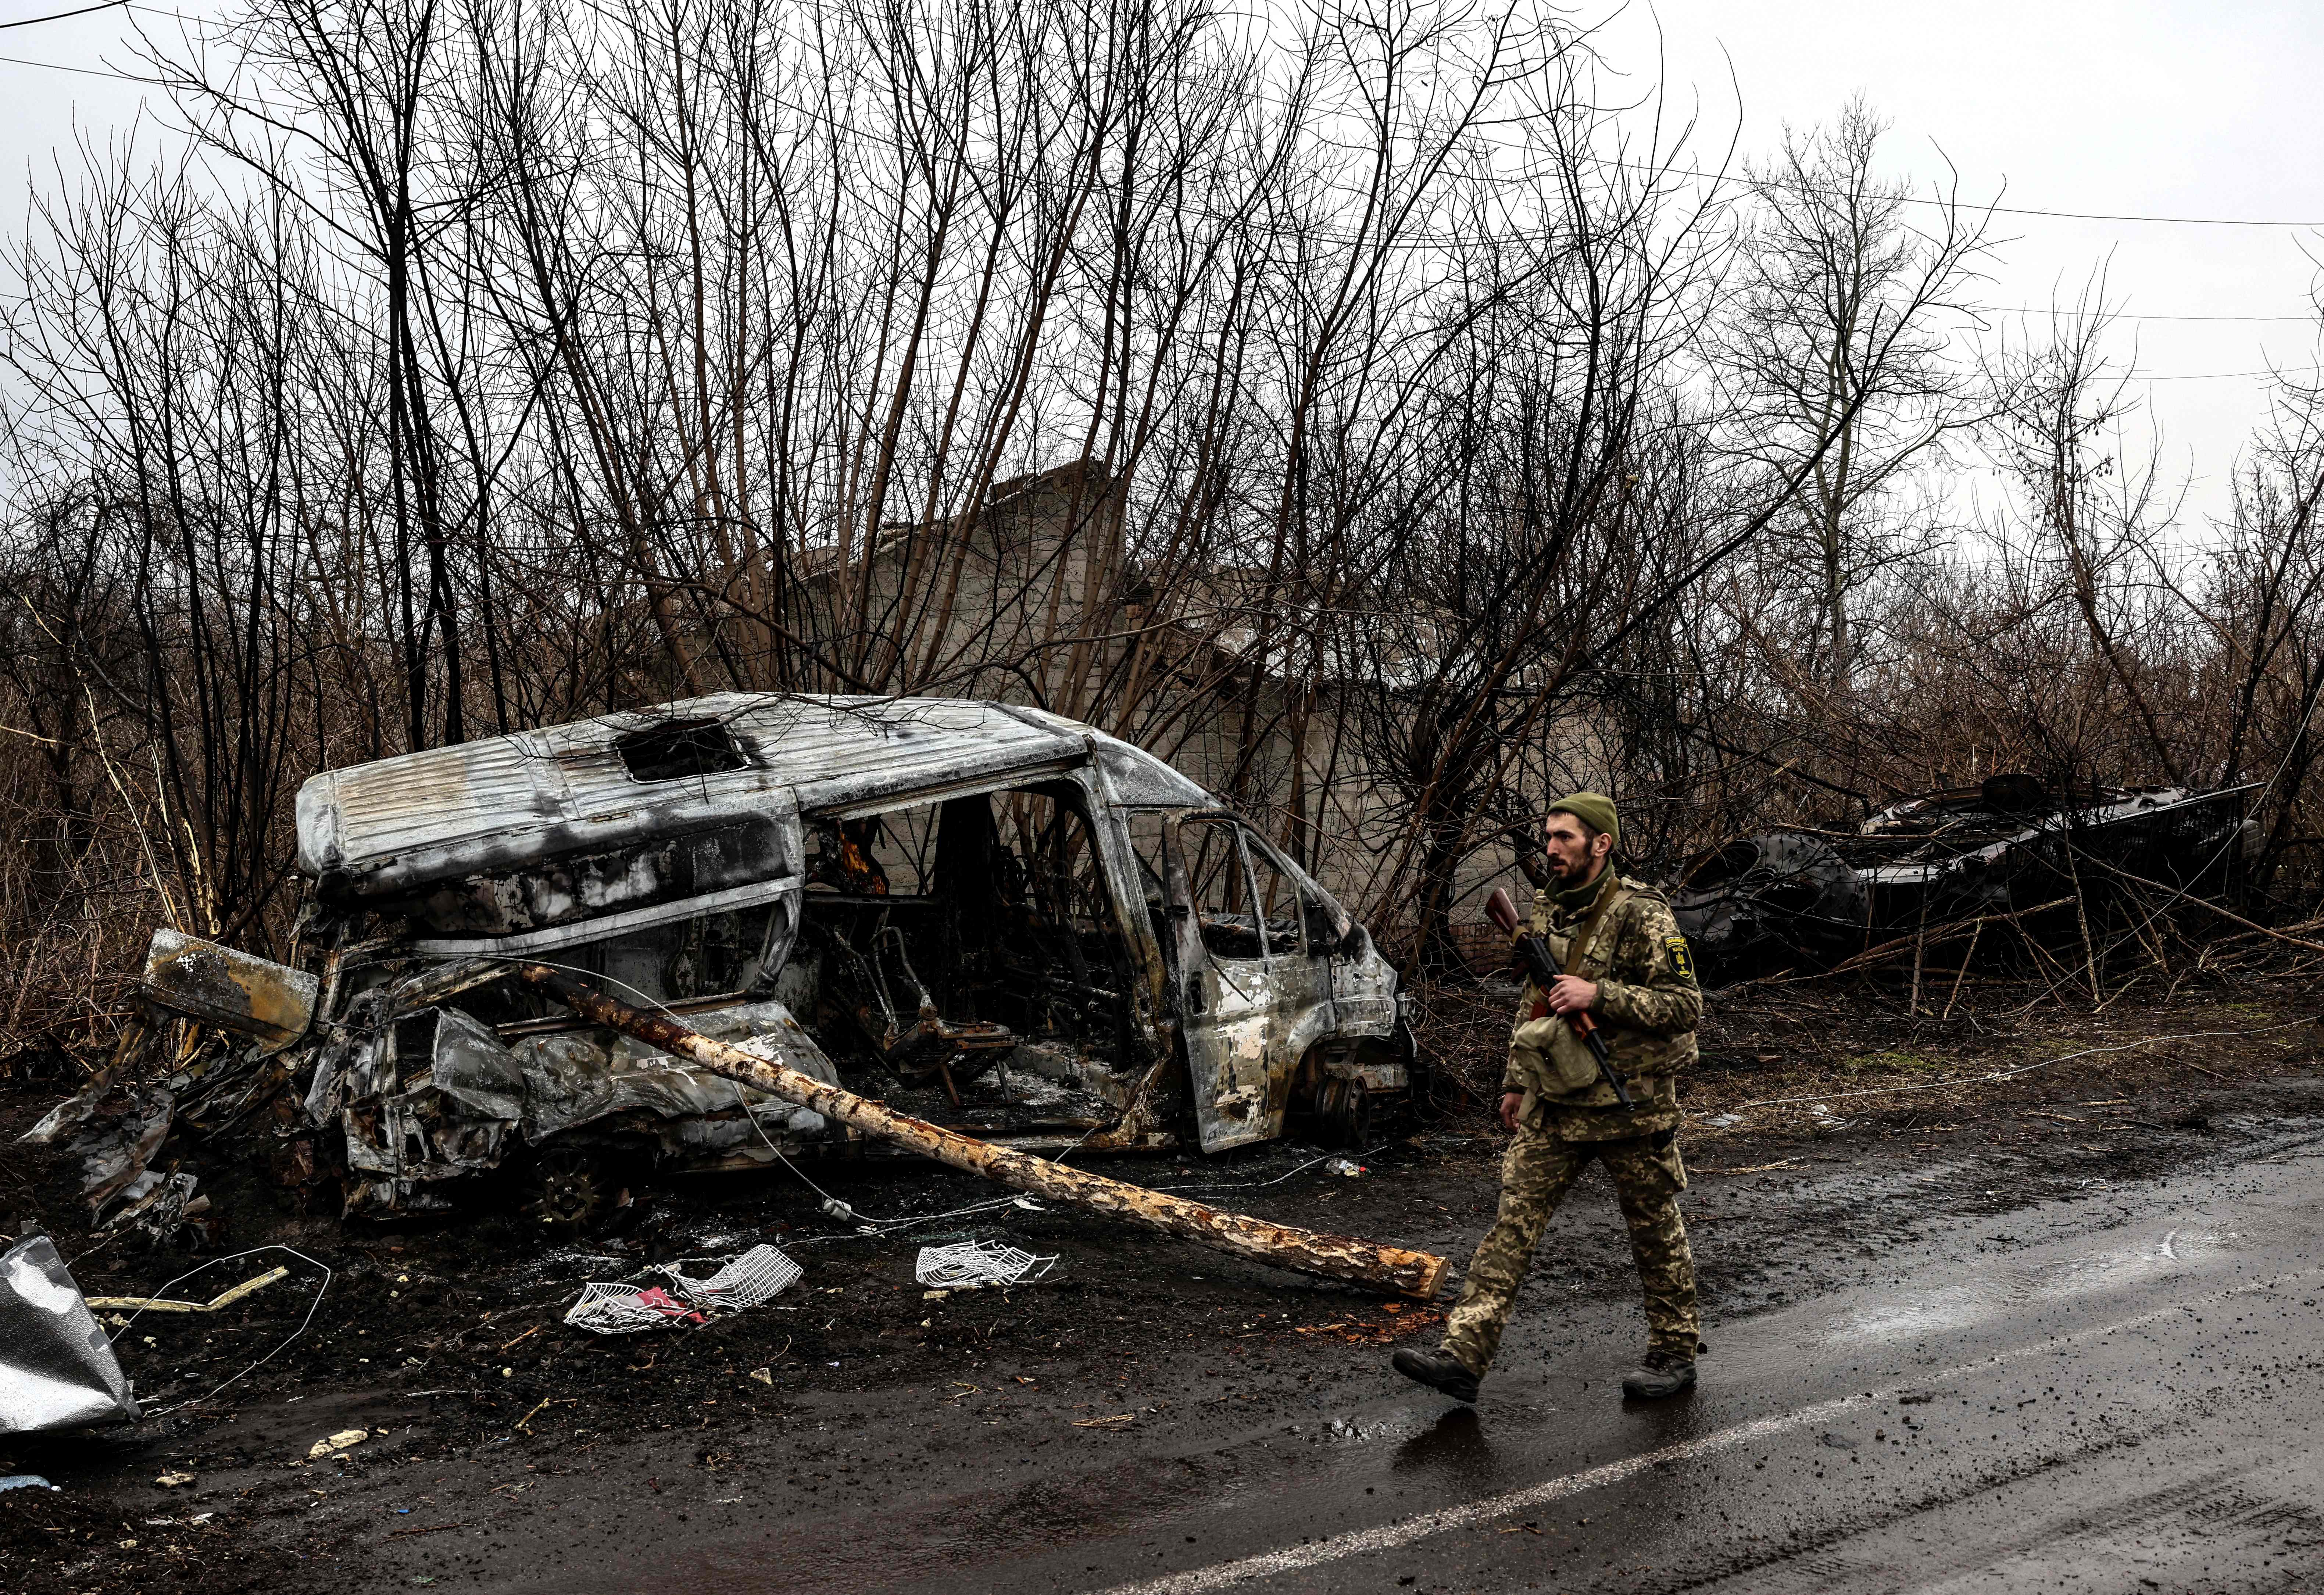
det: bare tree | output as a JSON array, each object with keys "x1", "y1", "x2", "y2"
[{"x1": 1722, "y1": 96, "x2": 1992, "y2": 691}]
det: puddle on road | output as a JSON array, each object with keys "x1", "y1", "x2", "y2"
[{"x1": 1818, "y1": 1223, "x2": 2236, "y2": 1347}]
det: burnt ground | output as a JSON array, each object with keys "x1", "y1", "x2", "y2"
[{"x1": 3, "y1": 979, "x2": 2322, "y2": 1594}]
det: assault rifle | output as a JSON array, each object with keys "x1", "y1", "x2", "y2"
[{"x1": 1485, "y1": 885, "x2": 1633, "y2": 1111}]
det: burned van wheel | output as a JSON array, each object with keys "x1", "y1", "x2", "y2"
[
  {"x1": 1320, "y1": 1077, "x2": 1373, "y2": 1151},
  {"x1": 528, "y1": 1147, "x2": 609, "y2": 1231}
]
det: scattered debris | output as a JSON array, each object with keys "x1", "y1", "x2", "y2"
[
  {"x1": 155, "y1": 1471, "x2": 195, "y2": 1488},
  {"x1": 0, "y1": 1233, "x2": 140, "y2": 1434},
  {"x1": 58, "y1": 1087, "x2": 175, "y2": 1218},
  {"x1": 672, "y1": 1245, "x2": 804, "y2": 1312},
  {"x1": 87, "y1": 1265, "x2": 289, "y2": 1315},
  {"x1": 514, "y1": 1397, "x2": 575, "y2": 1433},
  {"x1": 540, "y1": 968, "x2": 1447, "y2": 1298},
  {"x1": 1071, "y1": 1413, "x2": 1136, "y2": 1428},
  {"x1": 915, "y1": 1240, "x2": 1058, "y2": 1292},
  {"x1": 0, "y1": 1475, "x2": 60, "y2": 1492},
  {"x1": 308, "y1": 1429, "x2": 367, "y2": 1458},
  {"x1": 748, "y1": 1367, "x2": 774, "y2": 1385},
  {"x1": 103, "y1": 1170, "x2": 212, "y2": 1246},
  {"x1": 1324, "y1": 1157, "x2": 1367, "y2": 1177},
  {"x1": 564, "y1": 1244, "x2": 803, "y2": 1335},
  {"x1": 1292, "y1": 1310, "x2": 1442, "y2": 1346}
]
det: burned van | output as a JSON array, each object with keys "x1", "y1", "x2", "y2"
[{"x1": 140, "y1": 695, "x2": 1411, "y2": 1222}]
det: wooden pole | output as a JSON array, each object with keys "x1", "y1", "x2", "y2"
[{"x1": 515, "y1": 965, "x2": 1450, "y2": 1300}]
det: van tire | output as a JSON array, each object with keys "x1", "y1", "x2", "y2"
[
  {"x1": 526, "y1": 1146, "x2": 612, "y2": 1231},
  {"x1": 1319, "y1": 1076, "x2": 1373, "y2": 1150}
]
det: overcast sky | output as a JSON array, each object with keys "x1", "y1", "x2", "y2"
[
  {"x1": 1597, "y1": 0, "x2": 2324, "y2": 550},
  {"x1": 3, "y1": 0, "x2": 2318, "y2": 541}
]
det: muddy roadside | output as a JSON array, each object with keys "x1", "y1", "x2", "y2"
[{"x1": 4, "y1": 982, "x2": 2319, "y2": 1595}]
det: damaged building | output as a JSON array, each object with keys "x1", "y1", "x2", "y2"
[
  {"x1": 1669, "y1": 774, "x2": 2251, "y2": 982},
  {"x1": 32, "y1": 695, "x2": 1416, "y2": 1230}
]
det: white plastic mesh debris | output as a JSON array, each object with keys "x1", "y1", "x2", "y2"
[
  {"x1": 665, "y1": 1244, "x2": 802, "y2": 1311},
  {"x1": 563, "y1": 1282, "x2": 698, "y2": 1335},
  {"x1": 564, "y1": 1244, "x2": 801, "y2": 1335},
  {"x1": 915, "y1": 1240, "x2": 1058, "y2": 1291}
]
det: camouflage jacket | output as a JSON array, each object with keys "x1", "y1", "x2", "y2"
[{"x1": 1503, "y1": 871, "x2": 1701, "y2": 1140}]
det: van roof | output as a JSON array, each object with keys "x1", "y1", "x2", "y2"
[{"x1": 296, "y1": 694, "x2": 1210, "y2": 898}]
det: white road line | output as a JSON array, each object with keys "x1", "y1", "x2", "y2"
[{"x1": 1099, "y1": 1264, "x2": 2324, "y2": 1595}]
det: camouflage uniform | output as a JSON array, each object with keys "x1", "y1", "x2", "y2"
[{"x1": 1441, "y1": 870, "x2": 1703, "y2": 1374}]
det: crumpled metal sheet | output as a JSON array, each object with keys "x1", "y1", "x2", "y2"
[
  {"x1": 19, "y1": 1069, "x2": 119, "y2": 1149},
  {"x1": 66, "y1": 1088, "x2": 176, "y2": 1216},
  {"x1": 0, "y1": 1235, "x2": 139, "y2": 1434},
  {"x1": 511, "y1": 999, "x2": 839, "y2": 1142},
  {"x1": 1671, "y1": 832, "x2": 1871, "y2": 981},
  {"x1": 431, "y1": 1008, "x2": 528, "y2": 1120},
  {"x1": 103, "y1": 1171, "x2": 203, "y2": 1244},
  {"x1": 329, "y1": 998, "x2": 842, "y2": 1211}
]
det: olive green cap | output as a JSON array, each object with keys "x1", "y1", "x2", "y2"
[{"x1": 1547, "y1": 791, "x2": 1618, "y2": 844}]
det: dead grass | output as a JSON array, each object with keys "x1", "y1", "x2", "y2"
[{"x1": 1411, "y1": 973, "x2": 2324, "y2": 1146}]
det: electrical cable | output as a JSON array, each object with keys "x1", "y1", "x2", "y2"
[
  {"x1": 409, "y1": 951, "x2": 1329, "y2": 1240},
  {"x1": 1972, "y1": 307, "x2": 2317, "y2": 324},
  {"x1": 0, "y1": 47, "x2": 147, "y2": 76},
  {"x1": 438, "y1": 950, "x2": 1063, "y2": 1237},
  {"x1": 1150, "y1": 1149, "x2": 1339, "y2": 1195},
  {"x1": 14, "y1": 0, "x2": 2324, "y2": 248},
  {"x1": 104, "y1": 1244, "x2": 335, "y2": 1417},
  {"x1": 2131, "y1": 362, "x2": 2324, "y2": 382},
  {"x1": 0, "y1": 0, "x2": 123, "y2": 28}
]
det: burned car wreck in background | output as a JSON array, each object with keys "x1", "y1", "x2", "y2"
[
  {"x1": 36, "y1": 696, "x2": 1412, "y2": 1229},
  {"x1": 1670, "y1": 774, "x2": 2251, "y2": 983}
]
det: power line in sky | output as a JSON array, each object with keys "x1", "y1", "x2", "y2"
[
  {"x1": 0, "y1": 0, "x2": 125, "y2": 29},
  {"x1": 1973, "y1": 307, "x2": 2314, "y2": 325},
  {"x1": 0, "y1": 47, "x2": 142, "y2": 77}
]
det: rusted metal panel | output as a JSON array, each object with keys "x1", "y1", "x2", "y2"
[
  {"x1": 518, "y1": 964, "x2": 1449, "y2": 1299},
  {"x1": 141, "y1": 929, "x2": 318, "y2": 1049}
]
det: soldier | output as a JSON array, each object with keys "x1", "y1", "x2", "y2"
[{"x1": 1393, "y1": 791, "x2": 1703, "y2": 1403}]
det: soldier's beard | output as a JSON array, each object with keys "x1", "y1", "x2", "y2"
[{"x1": 1550, "y1": 850, "x2": 1602, "y2": 887}]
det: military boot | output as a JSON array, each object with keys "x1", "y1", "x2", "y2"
[
  {"x1": 1392, "y1": 1347, "x2": 1480, "y2": 1404},
  {"x1": 1620, "y1": 1350, "x2": 1697, "y2": 1400}
]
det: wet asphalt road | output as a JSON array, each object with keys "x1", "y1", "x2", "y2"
[{"x1": 586, "y1": 1137, "x2": 2324, "y2": 1595}]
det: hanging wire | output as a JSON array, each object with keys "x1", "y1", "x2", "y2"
[{"x1": 105, "y1": 1244, "x2": 335, "y2": 1418}]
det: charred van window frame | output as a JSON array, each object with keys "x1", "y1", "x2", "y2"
[
  {"x1": 478, "y1": 897, "x2": 794, "y2": 1034},
  {"x1": 614, "y1": 717, "x2": 748, "y2": 783}
]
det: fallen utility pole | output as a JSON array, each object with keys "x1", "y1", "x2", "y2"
[{"x1": 516, "y1": 965, "x2": 1449, "y2": 1300}]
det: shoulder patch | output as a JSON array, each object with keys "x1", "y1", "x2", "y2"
[{"x1": 1664, "y1": 934, "x2": 1696, "y2": 984}]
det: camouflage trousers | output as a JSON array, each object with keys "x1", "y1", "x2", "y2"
[{"x1": 1441, "y1": 1125, "x2": 1698, "y2": 1374}]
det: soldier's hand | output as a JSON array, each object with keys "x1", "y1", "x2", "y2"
[
  {"x1": 1499, "y1": 1091, "x2": 1524, "y2": 1132},
  {"x1": 1544, "y1": 974, "x2": 1598, "y2": 1015}
]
